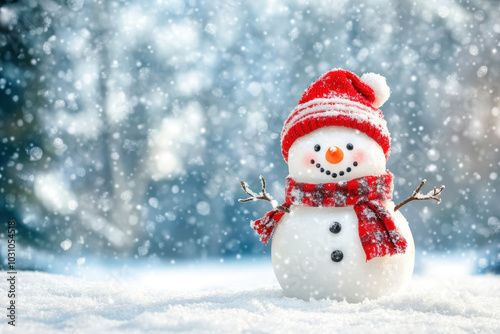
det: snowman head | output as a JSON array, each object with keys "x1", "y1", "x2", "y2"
[
  {"x1": 281, "y1": 69, "x2": 392, "y2": 183},
  {"x1": 287, "y1": 126, "x2": 386, "y2": 183}
]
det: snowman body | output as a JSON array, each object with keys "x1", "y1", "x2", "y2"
[
  {"x1": 271, "y1": 126, "x2": 415, "y2": 302},
  {"x1": 272, "y1": 203, "x2": 415, "y2": 302}
]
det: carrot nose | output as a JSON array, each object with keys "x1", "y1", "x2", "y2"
[{"x1": 325, "y1": 146, "x2": 344, "y2": 164}]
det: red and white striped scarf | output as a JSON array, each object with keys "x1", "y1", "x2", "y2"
[{"x1": 251, "y1": 171, "x2": 407, "y2": 261}]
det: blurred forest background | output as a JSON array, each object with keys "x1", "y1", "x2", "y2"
[{"x1": 0, "y1": 0, "x2": 499, "y2": 273}]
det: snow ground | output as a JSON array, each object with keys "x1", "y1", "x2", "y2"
[{"x1": 1, "y1": 260, "x2": 499, "y2": 334}]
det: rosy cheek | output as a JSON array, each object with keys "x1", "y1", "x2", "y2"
[
  {"x1": 352, "y1": 150, "x2": 365, "y2": 164},
  {"x1": 303, "y1": 153, "x2": 316, "y2": 167}
]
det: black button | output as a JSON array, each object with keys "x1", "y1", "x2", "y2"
[
  {"x1": 329, "y1": 222, "x2": 341, "y2": 234},
  {"x1": 331, "y1": 250, "x2": 343, "y2": 262}
]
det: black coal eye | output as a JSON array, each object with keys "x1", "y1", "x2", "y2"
[
  {"x1": 346, "y1": 143, "x2": 354, "y2": 150},
  {"x1": 314, "y1": 144, "x2": 321, "y2": 152}
]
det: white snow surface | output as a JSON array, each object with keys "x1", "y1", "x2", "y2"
[{"x1": 1, "y1": 260, "x2": 500, "y2": 334}]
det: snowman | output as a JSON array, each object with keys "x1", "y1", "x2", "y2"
[{"x1": 240, "y1": 69, "x2": 444, "y2": 302}]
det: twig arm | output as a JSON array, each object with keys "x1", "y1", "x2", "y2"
[
  {"x1": 239, "y1": 181, "x2": 259, "y2": 201},
  {"x1": 238, "y1": 176, "x2": 290, "y2": 213},
  {"x1": 394, "y1": 179, "x2": 445, "y2": 212}
]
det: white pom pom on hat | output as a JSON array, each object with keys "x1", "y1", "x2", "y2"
[{"x1": 360, "y1": 72, "x2": 391, "y2": 108}]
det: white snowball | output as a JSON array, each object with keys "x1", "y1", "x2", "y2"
[
  {"x1": 204, "y1": 23, "x2": 217, "y2": 35},
  {"x1": 68, "y1": 200, "x2": 79, "y2": 211},
  {"x1": 148, "y1": 197, "x2": 159, "y2": 208},
  {"x1": 196, "y1": 201, "x2": 210, "y2": 216},
  {"x1": 360, "y1": 72, "x2": 391, "y2": 107},
  {"x1": 30, "y1": 147, "x2": 43, "y2": 161},
  {"x1": 60, "y1": 239, "x2": 72, "y2": 251},
  {"x1": 272, "y1": 203, "x2": 415, "y2": 301}
]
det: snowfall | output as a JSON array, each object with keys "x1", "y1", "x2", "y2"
[{"x1": 1, "y1": 259, "x2": 499, "y2": 334}]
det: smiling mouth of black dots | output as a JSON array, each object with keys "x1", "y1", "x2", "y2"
[{"x1": 310, "y1": 160, "x2": 358, "y2": 178}]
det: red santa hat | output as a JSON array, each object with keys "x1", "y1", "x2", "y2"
[{"x1": 281, "y1": 69, "x2": 391, "y2": 162}]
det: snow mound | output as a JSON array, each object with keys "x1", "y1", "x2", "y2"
[{"x1": 1, "y1": 262, "x2": 499, "y2": 333}]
